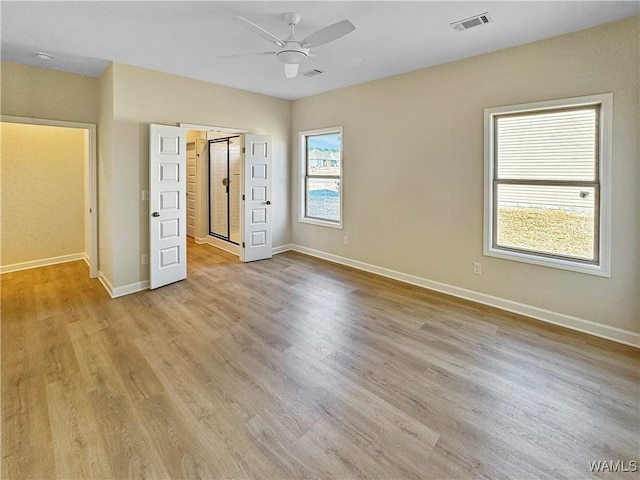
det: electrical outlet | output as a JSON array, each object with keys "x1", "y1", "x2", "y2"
[
  {"x1": 473, "y1": 262, "x2": 482, "y2": 275},
  {"x1": 344, "y1": 236, "x2": 349, "y2": 245},
  {"x1": 141, "y1": 254, "x2": 149, "y2": 265}
]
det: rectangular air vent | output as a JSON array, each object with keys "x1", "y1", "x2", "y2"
[
  {"x1": 450, "y1": 12, "x2": 492, "y2": 32},
  {"x1": 303, "y1": 69, "x2": 323, "y2": 77}
]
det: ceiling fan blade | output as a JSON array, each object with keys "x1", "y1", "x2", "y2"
[
  {"x1": 301, "y1": 19, "x2": 355, "y2": 48},
  {"x1": 236, "y1": 16, "x2": 286, "y2": 48},
  {"x1": 284, "y1": 63, "x2": 299, "y2": 79},
  {"x1": 218, "y1": 51, "x2": 275, "y2": 60}
]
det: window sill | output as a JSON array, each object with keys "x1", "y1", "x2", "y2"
[
  {"x1": 484, "y1": 246, "x2": 610, "y2": 277},
  {"x1": 299, "y1": 217, "x2": 343, "y2": 229}
]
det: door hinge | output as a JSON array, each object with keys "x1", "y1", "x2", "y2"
[
  {"x1": 242, "y1": 194, "x2": 245, "y2": 201},
  {"x1": 242, "y1": 242, "x2": 245, "y2": 248},
  {"x1": 242, "y1": 147, "x2": 246, "y2": 154},
  {"x1": 89, "y1": 208, "x2": 92, "y2": 213}
]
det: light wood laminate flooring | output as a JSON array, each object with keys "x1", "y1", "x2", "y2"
[{"x1": 2, "y1": 240, "x2": 639, "y2": 479}]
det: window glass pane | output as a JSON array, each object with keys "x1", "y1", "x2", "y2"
[
  {"x1": 496, "y1": 108, "x2": 597, "y2": 181},
  {"x1": 306, "y1": 178, "x2": 341, "y2": 222},
  {"x1": 496, "y1": 184, "x2": 596, "y2": 260},
  {"x1": 307, "y1": 133, "x2": 341, "y2": 176}
]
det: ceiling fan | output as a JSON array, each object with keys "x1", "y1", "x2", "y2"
[{"x1": 227, "y1": 13, "x2": 356, "y2": 79}]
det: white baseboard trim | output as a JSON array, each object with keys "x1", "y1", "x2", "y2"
[
  {"x1": 196, "y1": 235, "x2": 240, "y2": 256},
  {"x1": 1, "y1": 253, "x2": 85, "y2": 274},
  {"x1": 290, "y1": 245, "x2": 639, "y2": 348},
  {"x1": 98, "y1": 271, "x2": 149, "y2": 298},
  {"x1": 272, "y1": 244, "x2": 293, "y2": 255},
  {"x1": 112, "y1": 280, "x2": 150, "y2": 298},
  {"x1": 195, "y1": 237, "x2": 291, "y2": 257},
  {"x1": 98, "y1": 271, "x2": 114, "y2": 296}
]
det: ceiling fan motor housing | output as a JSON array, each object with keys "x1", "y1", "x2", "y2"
[{"x1": 276, "y1": 43, "x2": 309, "y2": 64}]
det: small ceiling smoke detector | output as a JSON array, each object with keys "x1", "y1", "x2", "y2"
[
  {"x1": 450, "y1": 12, "x2": 492, "y2": 32},
  {"x1": 303, "y1": 69, "x2": 323, "y2": 77},
  {"x1": 34, "y1": 52, "x2": 54, "y2": 60}
]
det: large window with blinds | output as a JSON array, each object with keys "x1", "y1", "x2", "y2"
[{"x1": 484, "y1": 94, "x2": 612, "y2": 276}]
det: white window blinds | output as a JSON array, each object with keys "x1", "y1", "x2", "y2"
[{"x1": 496, "y1": 107, "x2": 597, "y2": 181}]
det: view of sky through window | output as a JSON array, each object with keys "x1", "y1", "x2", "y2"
[
  {"x1": 308, "y1": 133, "x2": 340, "y2": 151},
  {"x1": 306, "y1": 132, "x2": 341, "y2": 223}
]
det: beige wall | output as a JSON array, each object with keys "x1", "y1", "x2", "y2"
[
  {"x1": 1, "y1": 123, "x2": 85, "y2": 265},
  {"x1": 102, "y1": 63, "x2": 291, "y2": 288},
  {"x1": 98, "y1": 65, "x2": 115, "y2": 284},
  {"x1": 291, "y1": 17, "x2": 640, "y2": 336},
  {"x1": 1, "y1": 62, "x2": 99, "y2": 124}
]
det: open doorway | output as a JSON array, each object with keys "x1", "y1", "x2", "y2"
[
  {"x1": 183, "y1": 124, "x2": 246, "y2": 257},
  {"x1": 0, "y1": 116, "x2": 97, "y2": 278}
]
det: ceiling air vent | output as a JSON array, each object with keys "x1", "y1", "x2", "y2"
[
  {"x1": 450, "y1": 12, "x2": 492, "y2": 32},
  {"x1": 303, "y1": 69, "x2": 324, "y2": 77}
]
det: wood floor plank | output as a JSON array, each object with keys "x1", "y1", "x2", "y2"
[
  {"x1": 0, "y1": 277, "x2": 36, "y2": 324},
  {"x1": 87, "y1": 384, "x2": 171, "y2": 479},
  {"x1": 1, "y1": 319, "x2": 56, "y2": 479},
  {"x1": 46, "y1": 375, "x2": 114, "y2": 479},
  {"x1": 134, "y1": 332, "x2": 222, "y2": 420},
  {"x1": 1, "y1": 242, "x2": 638, "y2": 479},
  {"x1": 33, "y1": 281, "x2": 73, "y2": 321},
  {"x1": 39, "y1": 314, "x2": 80, "y2": 384},
  {"x1": 66, "y1": 317, "x2": 125, "y2": 395},
  {"x1": 245, "y1": 410, "x2": 329, "y2": 478},
  {"x1": 97, "y1": 318, "x2": 168, "y2": 404},
  {"x1": 298, "y1": 418, "x2": 403, "y2": 479},
  {"x1": 133, "y1": 392, "x2": 220, "y2": 479},
  {"x1": 198, "y1": 406, "x2": 293, "y2": 479}
]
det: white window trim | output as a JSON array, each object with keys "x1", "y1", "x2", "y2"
[
  {"x1": 299, "y1": 126, "x2": 344, "y2": 229},
  {"x1": 483, "y1": 93, "x2": 612, "y2": 277}
]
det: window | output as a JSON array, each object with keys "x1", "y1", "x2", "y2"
[
  {"x1": 299, "y1": 127, "x2": 343, "y2": 228},
  {"x1": 484, "y1": 94, "x2": 611, "y2": 276}
]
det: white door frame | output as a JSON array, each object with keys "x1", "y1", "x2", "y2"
[
  {"x1": 1, "y1": 115, "x2": 98, "y2": 278},
  {"x1": 180, "y1": 123, "x2": 248, "y2": 135}
]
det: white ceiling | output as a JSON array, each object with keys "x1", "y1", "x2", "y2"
[{"x1": 2, "y1": 1, "x2": 638, "y2": 100}]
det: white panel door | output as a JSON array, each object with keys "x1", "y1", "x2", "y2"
[
  {"x1": 186, "y1": 141, "x2": 197, "y2": 237},
  {"x1": 241, "y1": 134, "x2": 272, "y2": 262},
  {"x1": 150, "y1": 124, "x2": 187, "y2": 289}
]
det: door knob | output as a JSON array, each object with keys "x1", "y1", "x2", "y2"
[
  {"x1": 266, "y1": 201, "x2": 271, "y2": 205},
  {"x1": 152, "y1": 212, "x2": 160, "y2": 217}
]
